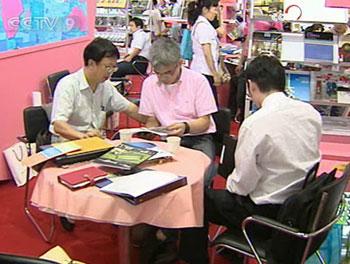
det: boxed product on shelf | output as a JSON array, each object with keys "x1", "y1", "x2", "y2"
[
  {"x1": 251, "y1": 31, "x2": 282, "y2": 58},
  {"x1": 252, "y1": 0, "x2": 283, "y2": 21}
]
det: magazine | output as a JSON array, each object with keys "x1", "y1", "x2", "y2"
[{"x1": 94, "y1": 143, "x2": 158, "y2": 170}]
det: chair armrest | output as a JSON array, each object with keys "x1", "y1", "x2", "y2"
[{"x1": 17, "y1": 136, "x2": 29, "y2": 144}]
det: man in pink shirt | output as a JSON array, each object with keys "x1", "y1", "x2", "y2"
[
  {"x1": 139, "y1": 37, "x2": 218, "y2": 176},
  {"x1": 138, "y1": 36, "x2": 218, "y2": 264}
]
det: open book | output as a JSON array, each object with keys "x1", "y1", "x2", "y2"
[
  {"x1": 94, "y1": 143, "x2": 158, "y2": 170},
  {"x1": 112, "y1": 127, "x2": 170, "y2": 140},
  {"x1": 100, "y1": 170, "x2": 187, "y2": 205}
]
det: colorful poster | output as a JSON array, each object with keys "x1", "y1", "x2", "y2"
[
  {"x1": 0, "y1": 0, "x2": 88, "y2": 54},
  {"x1": 325, "y1": 0, "x2": 350, "y2": 8},
  {"x1": 96, "y1": 0, "x2": 128, "y2": 8}
]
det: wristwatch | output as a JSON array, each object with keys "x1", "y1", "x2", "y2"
[{"x1": 183, "y1": 122, "x2": 190, "y2": 134}]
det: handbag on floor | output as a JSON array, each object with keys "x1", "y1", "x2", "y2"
[{"x1": 3, "y1": 142, "x2": 37, "y2": 186}]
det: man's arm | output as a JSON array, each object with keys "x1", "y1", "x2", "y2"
[
  {"x1": 226, "y1": 126, "x2": 260, "y2": 196},
  {"x1": 166, "y1": 115, "x2": 211, "y2": 136},
  {"x1": 144, "y1": 116, "x2": 161, "y2": 128},
  {"x1": 123, "y1": 102, "x2": 148, "y2": 124},
  {"x1": 53, "y1": 120, "x2": 101, "y2": 140},
  {"x1": 124, "y1": 48, "x2": 141, "y2": 62},
  {"x1": 202, "y1": 44, "x2": 221, "y2": 86}
]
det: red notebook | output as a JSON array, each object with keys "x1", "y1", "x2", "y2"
[{"x1": 58, "y1": 166, "x2": 108, "y2": 190}]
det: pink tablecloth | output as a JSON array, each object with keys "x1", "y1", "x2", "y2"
[{"x1": 31, "y1": 140, "x2": 211, "y2": 228}]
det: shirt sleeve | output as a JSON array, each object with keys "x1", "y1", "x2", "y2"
[
  {"x1": 195, "y1": 23, "x2": 214, "y2": 45},
  {"x1": 105, "y1": 82, "x2": 130, "y2": 112},
  {"x1": 226, "y1": 125, "x2": 262, "y2": 196},
  {"x1": 130, "y1": 32, "x2": 145, "y2": 51},
  {"x1": 194, "y1": 75, "x2": 218, "y2": 116},
  {"x1": 139, "y1": 78, "x2": 155, "y2": 117},
  {"x1": 51, "y1": 79, "x2": 74, "y2": 123}
]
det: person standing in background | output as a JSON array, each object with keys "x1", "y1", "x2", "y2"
[{"x1": 188, "y1": 0, "x2": 221, "y2": 105}]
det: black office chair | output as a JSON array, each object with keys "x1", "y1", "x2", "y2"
[
  {"x1": 0, "y1": 253, "x2": 59, "y2": 264},
  {"x1": 212, "y1": 107, "x2": 232, "y2": 156},
  {"x1": 46, "y1": 70, "x2": 70, "y2": 101},
  {"x1": 217, "y1": 134, "x2": 238, "y2": 179},
  {"x1": 210, "y1": 164, "x2": 350, "y2": 264},
  {"x1": 17, "y1": 106, "x2": 55, "y2": 243}
]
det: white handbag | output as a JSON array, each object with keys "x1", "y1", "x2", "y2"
[{"x1": 3, "y1": 142, "x2": 38, "y2": 186}]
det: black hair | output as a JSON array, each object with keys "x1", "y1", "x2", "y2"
[
  {"x1": 169, "y1": 0, "x2": 177, "y2": 3},
  {"x1": 130, "y1": 17, "x2": 144, "y2": 29},
  {"x1": 83, "y1": 37, "x2": 119, "y2": 66},
  {"x1": 245, "y1": 55, "x2": 286, "y2": 93},
  {"x1": 187, "y1": 0, "x2": 219, "y2": 26}
]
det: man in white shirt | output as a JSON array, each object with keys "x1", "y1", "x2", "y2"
[
  {"x1": 51, "y1": 37, "x2": 146, "y2": 141},
  {"x1": 112, "y1": 17, "x2": 151, "y2": 78},
  {"x1": 179, "y1": 55, "x2": 322, "y2": 264}
]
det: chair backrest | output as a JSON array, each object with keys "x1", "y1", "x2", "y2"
[
  {"x1": 268, "y1": 164, "x2": 350, "y2": 264},
  {"x1": 217, "y1": 134, "x2": 237, "y2": 178},
  {"x1": 47, "y1": 70, "x2": 70, "y2": 99},
  {"x1": 0, "y1": 253, "x2": 58, "y2": 264},
  {"x1": 23, "y1": 106, "x2": 50, "y2": 144},
  {"x1": 212, "y1": 107, "x2": 232, "y2": 155},
  {"x1": 131, "y1": 60, "x2": 150, "y2": 79}
]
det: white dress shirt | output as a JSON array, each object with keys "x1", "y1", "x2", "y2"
[
  {"x1": 190, "y1": 15, "x2": 219, "y2": 76},
  {"x1": 226, "y1": 92, "x2": 322, "y2": 205},
  {"x1": 130, "y1": 29, "x2": 151, "y2": 60},
  {"x1": 50, "y1": 69, "x2": 130, "y2": 135}
]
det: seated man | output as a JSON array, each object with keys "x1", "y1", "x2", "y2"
[
  {"x1": 51, "y1": 37, "x2": 146, "y2": 141},
  {"x1": 179, "y1": 55, "x2": 322, "y2": 264},
  {"x1": 112, "y1": 17, "x2": 151, "y2": 78},
  {"x1": 139, "y1": 37, "x2": 218, "y2": 176}
]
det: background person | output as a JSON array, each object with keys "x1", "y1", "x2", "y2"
[
  {"x1": 112, "y1": 17, "x2": 151, "y2": 78},
  {"x1": 51, "y1": 37, "x2": 146, "y2": 141},
  {"x1": 188, "y1": 0, "x2": 221, "y2": 105}
]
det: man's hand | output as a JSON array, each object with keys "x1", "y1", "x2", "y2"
[
  {"x1": 124, "y1": 55, "x2": 132, "y2": 63},
  {"x1": 86, "y1": 129, "x2": 102, "y2": 138},
  {"x1": 166, "y1": 123, "x2": 186, "y2": 136}
]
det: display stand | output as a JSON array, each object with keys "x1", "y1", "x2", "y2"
[{"x1": 244, "y1": 0, "x2": 350, "y2": 129}]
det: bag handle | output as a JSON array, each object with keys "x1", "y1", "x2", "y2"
[{"x1": 12, "y1": 145, "x2": 24, "y2": 162}]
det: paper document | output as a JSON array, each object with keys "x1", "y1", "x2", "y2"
[{"x1": 100, "y1": 170, "x2": 184, "y2": 197}]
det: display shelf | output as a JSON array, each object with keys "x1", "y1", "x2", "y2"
[
  {"x1": 129, "y1": 0, "x2": 150, "y2": 15},
  {"x1": 245, "y1": 0, "x2": 350, "y2": 121},
  {"x1": 95, "y1": 5, "x2": 129, "y2": 48}
]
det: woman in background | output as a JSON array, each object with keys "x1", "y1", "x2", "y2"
[{"x1": 188, "y1": 0, "x2": 221, "y2": 105}]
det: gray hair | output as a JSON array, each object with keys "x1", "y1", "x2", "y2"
[{"x1": 149, "y1": 38, "x2": 181, "y2": 70}]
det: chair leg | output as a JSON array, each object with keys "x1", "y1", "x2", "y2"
[
  {"x1": 209, "y1": 225, "x2": 225, "y2": 243},
  {"x1": 315, "y1": 251, "x2": 326, "y2": 264},
  {"x1": 24, "y1": 161, "x2": 55, "y2": 243}
]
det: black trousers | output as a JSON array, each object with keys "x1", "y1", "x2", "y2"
[
  {"x1": 203, "y1": 74, "x2": 218, "y2": 107},
  {"x1": 179, "y1": 189, "x2": 281, "y2": 264},
  {"x1": 112, "y1": 55, "x2": 148, "y2": 78}
]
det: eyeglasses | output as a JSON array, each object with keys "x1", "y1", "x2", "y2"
[{"x1": 102, "y1": 64, "x2": 118, "y2": 74}]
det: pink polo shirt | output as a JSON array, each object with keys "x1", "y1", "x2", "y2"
[{"x1": 139, "y1": 67, "x2": 217, "y2": 134}]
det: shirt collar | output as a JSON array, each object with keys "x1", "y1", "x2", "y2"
[
  {"x1": 156, "y1": 66, "x2": 184, "y2": 88},
  {"x1": 196, "y1": 15, "x2": 211, "y2": 26},
  {"x1": 78, "y1": 68, "x2": 90, "y2": 91},
  {"x1": 261, "y1": 92, "x2": 286, "y2": 108}
]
